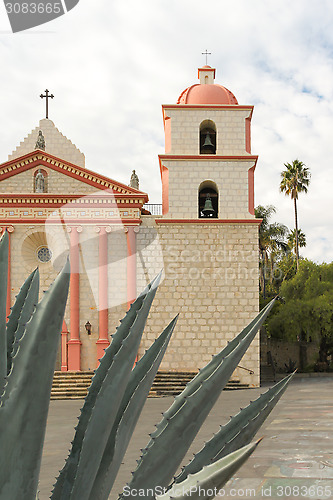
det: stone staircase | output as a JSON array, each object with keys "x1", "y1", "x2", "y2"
[
  {"x1": 260, "y1": 364, "x2": 276, "y2": 384},
  {"x1": 51, "y1": 371, "x2": 94, "y2": 400},
  {"x1": 149, "y1": 371, "x2": 196, "y2": 397},
  {"x1": 260, "y1": 351, "x2": 277, "y2": 384},
  {"x1": 51, "y1": 370, "x2": 249, "y2": 400}
]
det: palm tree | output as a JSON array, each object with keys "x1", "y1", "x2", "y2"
[
  {"x1": 255, "y1": 205, "x2": 289, "y2": 297},
  {"x1": 280, "y1": 159, "x2": 310, "y2": 271},
  {"x1": 287, "y1": 229, "x2": 306, "y2": 255}
]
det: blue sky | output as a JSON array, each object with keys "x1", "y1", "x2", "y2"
[{"x1": 0, "y1": 0, "x2": 333, "y2": 262}]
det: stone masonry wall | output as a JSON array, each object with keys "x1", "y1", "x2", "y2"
[
  {"x1": 165, "y1": 108, "x2": 252, "y2": 156},
  {"x1": 0, "y1": 166, "x2": 100, "y2": 195},
  {"x1": 136, "y1": 217, "x2": 260, "y2": 387},
  {"x1": 261, "y1": 336, "x2": 319, "y2": 373},
  {"x1": 163, "y1": 158, "x2": 255, "y2": 219},
  {"x1": 7, "y1": 218, "x2": 259, "y2": 380},
  {"x1": 8, "y1": 119, "x2": 85, "y2": 168}
]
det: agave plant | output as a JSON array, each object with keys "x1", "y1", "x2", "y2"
[{"x1": 0, "y1": 230, "x2": 293, "y2": 500}]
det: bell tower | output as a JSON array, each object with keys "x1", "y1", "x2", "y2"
[
  {"x1": 159, "y1": 65, "x2": 258, "y2": 221},
  {"x1": 143, "y1": 64, "x2": 261, "y2": 386}
]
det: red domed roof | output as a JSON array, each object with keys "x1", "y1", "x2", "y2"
[
  {"x1": 177, "y1": 66, "x2": 238, "y2": 105},
  {"x1": 177, "y1": 84, "x2": 238, "y2": 105}
]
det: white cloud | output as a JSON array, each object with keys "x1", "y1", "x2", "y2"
[{"x1": 0, "y1": 0, "x2": 333, "y2": 262}]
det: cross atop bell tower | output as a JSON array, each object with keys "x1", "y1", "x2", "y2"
[
  {"x1": 201, "y1": 49, "x2": 211, "y2": 65},
  {"x1": 159, "y1": 65, "x2": 257, "y2": 219}
]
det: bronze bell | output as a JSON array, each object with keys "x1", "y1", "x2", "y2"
[
  {"x1": 201, "y1": 132, "x2": 215, "y2": 153},
  {"x1": 202, "y1": 195, "x2": 215, "y2": 216}
]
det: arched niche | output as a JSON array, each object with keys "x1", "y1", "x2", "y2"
[
  {"x1": 198, "y1": 180, "x2": 218, "y2": 218},
  {"x1": 199, "y1": 120, "x2": 216, "y2": 154},
  {"x1": 33, "y1": 168, "x2": 48, "y2": 193}
]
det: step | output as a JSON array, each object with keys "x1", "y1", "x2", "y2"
[
  {"x1": 260, "y1": 364, "x2": 276, "y2": 383},
  {"x1": 223, "y1": 384, "x2": 250, "y2": 390},
  {"x1": 51, "y1": 371, "x2": 248, "y2": 400}
]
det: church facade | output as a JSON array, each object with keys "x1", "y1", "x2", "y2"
[{"x1": 0, "y1": 66, "x2": 260, "y2": 386}]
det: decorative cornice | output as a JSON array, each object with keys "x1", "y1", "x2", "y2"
[
  {"x1": 0, "y1": 194, "x2": 143, "y2": 223},
  {"x1": 162, "y1": 104, "x2": 254, "y2": 110},
  {"x1": 0, "y1": 216, "x2": 142, "y2": 225},
  {"x1": 0, "y1": 194, "x2": 147, "y2": 208},
  {"x1": 159, "y1": 154, "x2": 258, "y2": 163},
  {"x1": 155, "y1": 218, "x2": 262, "y2": 225}
]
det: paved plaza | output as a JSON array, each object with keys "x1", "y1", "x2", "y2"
[{"x1": 39, "y1": 377, "x2": 333, "y2": 500}]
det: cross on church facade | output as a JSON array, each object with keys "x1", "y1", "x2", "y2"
[
  {"x1": 202, "y1": 50, "x2": 211, "y2": 65},
  {"x1": 40, "y1": 89, "x2": 54, "y2": 119}
]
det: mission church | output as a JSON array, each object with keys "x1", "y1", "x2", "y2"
[{"x1": 0, "y1": 65, "x2": 260, "y2": 386}]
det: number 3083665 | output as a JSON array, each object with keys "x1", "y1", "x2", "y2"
[{"x1": 276, "y1": 485, "x2": 331, "y2": 497}]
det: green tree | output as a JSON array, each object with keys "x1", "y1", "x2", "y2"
[
  {"x1": 267, "y1": 260, "x2": 333, "y2": 368},
  {"x1": 273, "y1": 251, "x2": 297, "y2": 287},
  {"x1": 280, "y1": 159, "x2": 310, "y2": 271},
  {"x1": 287, "y1": 229, "x2": 306, "y2": 255},
  {"x1": 255, "y1": 205, "x2": 288, "y2": 297}
]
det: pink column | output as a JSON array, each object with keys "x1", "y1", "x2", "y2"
[
  {"x1": 126, "y1": 226, "x2": 137, "y2": 310},
  {"x1": 61, "y1": 320, "x2": 69, "y2": 371},
  {"x1": 67, "y1": 226, "x2": 81, "y2": 371},
  {"x1": 6, "y1": 227, "x2": 14, "y2": 320},
  {"x1": 127, "y1": 226, "x2": 138, "y2": 364},
  {"x1": 96, "y1": 226, "x2": 110, "y2": 365}
]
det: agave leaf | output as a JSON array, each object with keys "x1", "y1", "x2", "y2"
[
  {"x1": 89, "y1": 315, "x2": 178, "y2": 500},
  {"x1": 0, "y1": 231, "x2": 8, "y2": 389},
  {"x1": 0, "y1": 260, "x2": 70, "y2": 500},
  {"x1": 157, "y1": 441, "x2": 262, "y2": 500},
  {"x1": 124, "y1": 299, "x2": 276, "y2": 499},
  {"x1": 52, "y1": 273, "x2": 162, "y2": 500},
  {"x1": 174, "y1": 372, "x2": 294, "y2": 485},
  {"x1": 211, "y1": 299, "x2": 274, "y2": 359},
  {"x1": 6, "y1": 268, "x2": 39, "y2": 376}
]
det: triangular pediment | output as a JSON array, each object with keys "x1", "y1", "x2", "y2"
[{"x1": 0, "y1": 150, "x2": 148, "y2": 199}]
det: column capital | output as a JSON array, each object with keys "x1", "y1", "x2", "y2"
[
  {"x1": 1, "y1": 225, "x2": 15, "y2": 233},
  {"x1": 67, "y1": 225, "x2": 83, "y2": 233},
  {"x1": 124, "y1": 225, "x2": 140, "y2": 234},
  {"x1": 95, "y1": 225, "x2": 112, "y2": 234}
]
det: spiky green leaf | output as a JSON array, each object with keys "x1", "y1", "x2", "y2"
[
  {"x1": 157, "y1": 441, "x2": 262, "y2": 500},
  {"x1": 174, "y1": 372, "x2": 294, "y2": 484},
  {"x1": 6, "y1": 268, "x2": 39, "y2": 376},
  {"x1": 52, "y1": 273, "x2": 162, "y2": 500},
  {"x1": 0, "y1": 231, "x2": 9, "y2": 389},
  {"x1": 123, "y1": 299, "x2": 276, "y2": 500},
  {"x1": 90, "y1": 315, "x2": 178, "y2": 500},
  {"x1": 0, "y1": 260, "x2": 70, "y2": 500}
]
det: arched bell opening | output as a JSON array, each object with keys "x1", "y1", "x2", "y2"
[
  {"x1": 199, "y1": 120, "x2": 216, "y2": 154},
  {"x1": 198, "y1": 180, "x2": 218, "y2": 218}
]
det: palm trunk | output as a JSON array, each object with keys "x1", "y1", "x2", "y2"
[
  {"x1": 259, "y1": 249, "x2": 265, "y2": 296},
  {"x1": 270, "y1": 254, "x2": 274, "y2": 285},
  {"x1": 294, "y1": 197, "x2": 299, "y2": 271},
  {"x1": 263, "y1": 250, "x2": 269, "y2": 299}
]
